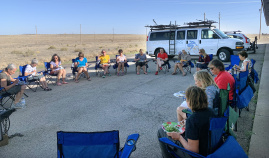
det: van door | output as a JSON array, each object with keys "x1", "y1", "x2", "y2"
[
  {"x1": 175, "y1": 30, "x2": 186, "y2": 55},
  {"x1": 186, "y1": 30, "x2": 199, "y2": 55},
  {"x1": 199, "y1": 29, "x2": 219, "y2": 55}
]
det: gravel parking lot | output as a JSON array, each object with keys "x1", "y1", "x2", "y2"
[{"x1": 0, "y1": 45, "x2": 264, "y2": 158}]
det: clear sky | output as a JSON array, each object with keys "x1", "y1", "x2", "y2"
[{"x1": 0, "y1": 0, "x2": 268, "y2": 35}]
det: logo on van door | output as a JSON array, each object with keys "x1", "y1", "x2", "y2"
[{"x1": 187, "y1": 41, "x2": 199, "y2": 54}]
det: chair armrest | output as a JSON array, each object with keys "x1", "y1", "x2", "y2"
[
  {"x1": 119, "y1": 133, "x2": 139, "y2": 158},
  {"x1": 159, "y1": 137, "x2": 204, "y2": 158}
]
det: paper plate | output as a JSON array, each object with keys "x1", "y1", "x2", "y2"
[
  {"x1": 162, "y1": 122, "x2": 185, "y2": 134},
  {"x1": 173, "y1": 91, "x2": 185, "y2": 97}
]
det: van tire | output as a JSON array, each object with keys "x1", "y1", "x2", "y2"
[
  {"x1": 154, "y1": 48, "x2": 161, "y2": 59},
  {"x1": 218, "y1": 49, "x2": 230, "y2": 62}
]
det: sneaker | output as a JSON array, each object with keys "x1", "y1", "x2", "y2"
[
  {"x1": 102, "y1": 75, "x2": 106, "y2": 78},
  {"x1": 11, "y1": 102, "x2": 23, "y2": 109},
  {"x1": 117, "y1": 72, "x2": 120, "y2": 76},
  {"x1": 155, "y1": 71, "x2": 158, "y2": 75}
]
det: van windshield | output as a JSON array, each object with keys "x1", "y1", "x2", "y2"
[{"x1": 213, "y1": 29, "x2": 229, "y2": 39}]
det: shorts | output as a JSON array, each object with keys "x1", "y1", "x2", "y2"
[
  {"x1": 28, "y1": 75, "x2": 44, "y2": 81},
  {"x1": 196, "y1": 63, "x2": 208, "y2": 69},
  {"x1": 5, "y1": 85, "x2": 21, "y2": 95},
  {"x1": 136, "y1": 62, "x2": 146, "y2": 67}
]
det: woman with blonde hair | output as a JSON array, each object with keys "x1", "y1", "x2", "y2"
[
  {"x1": 177, "y1": 70, "x2": 219, "y2": 122},
  {"x1": 196, "y1": 48, "x2": 210, "y2": 71}
]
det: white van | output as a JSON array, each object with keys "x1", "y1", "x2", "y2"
[{"x1": 146, "y1": 22, "x2": 244, "y2": 62}]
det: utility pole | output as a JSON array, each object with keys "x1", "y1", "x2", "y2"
[
  {"x1": 204, "y1": 13, "x2": 206, "y2": 21},
  {"x1": 80, "y1": 24, "x2": 82, "y2": 44},
  {"x1": 219, "y1": 12, "x2": 221, "y2": 29},
  {"x1": 112, "y1": 27, "x2": 114, "y2": 42},
  {"x1": 259, "y1": 2, "x2": 262, "y2": 39},
  {"x1": 35, "y1": 25, "x2": 37, "y2": 44}
]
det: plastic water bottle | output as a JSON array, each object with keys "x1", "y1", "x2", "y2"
[{"x1": 21, "y1": 97, "x2": 26, "y2": 108}]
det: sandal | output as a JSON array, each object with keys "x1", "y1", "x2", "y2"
[
  {"x1": 75, "y1": 80, "x2": 79, "y2": 83},
  {"x1": 44, "y1": 87, "x2": 52, "y2": 91},
  {"x1": 62, "y1": 82, "x2": 68, "y2": 84},
  {"x1": 87, "y1": 77, "x2": 91, "y2": 81},
  {"x1": 57, "y1": 82, "x2": 62, "y2": 86},
  {"x1": 172, "y1": 72, "x2": 177, "y2": 75},
  {"x1": 137, "y1": 72, "x2": 140, "y2": 75},
  {"x1": 144, "y1": 72, "x2": 147, "y2": 75}
]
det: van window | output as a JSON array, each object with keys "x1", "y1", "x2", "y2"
[
  {"x1": 187, "y1": 30, "x2": 198, "y2": 39},
  {"x1": 201, "y1": 29, "x2": 219, "y2": 39},
  {"x1": 177, "y1": 31, "x2": 185, "y2": 40},
  {"x1": 149, "y1": 31, "x2": 175, "y2": 41}
]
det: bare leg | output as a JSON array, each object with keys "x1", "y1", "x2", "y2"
[
  {"x1": 117, "y1": 63, "x2": 121, "y2": 73},
  {"x1": 62, "y1": 69, "x2": 67, "y2": 82},
  {"x1": 142, "y1": 65, "x2": 146, "y2": 73},
  {"x1": 14, "y1": 85, "x2": 26, "y2": 104},
  {"x1": 83, "y1": 67, "x2": 90, "y2": 79},
  {"x1": 75, "y1": 67, "x2": 83, "y2": 80},
  {"x1": 57, "y1": 69, "x2": 63, "y2": 83},
  {"x1": 178, "y1": 64, "x2": 186, "y2": 75},
  {"x1": 137, "y1": 65, "x2": 141, "y2": 74},
  {"x1": 177, "y1": 106, "x2": 188, "y2": 122}
]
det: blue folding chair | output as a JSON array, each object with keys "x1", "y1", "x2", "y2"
[
  {"x1": 225, "y1": 55, "x2": 240, "y2": 71},
  {"x1": 250, "y1": 59, "x2": 259, "y2": 84},
  {"x1": 57, "y1": 130, "x2": 139, "y2": 158},
  {"x1": 159, "y1": 117, "x2": 229, "y2": 158},
  {"x1": 113, "y1": 55, "x2": 129, "y2": 75},
  {"x1": 95, "y1": 56, "x2": 111, "y2": 77},
  {"x1": 19, "y1": 65, "x2": 42, "y2": 92},
  {"x1": 43, "y1": 62, "x2": 57, "y2": 85}
]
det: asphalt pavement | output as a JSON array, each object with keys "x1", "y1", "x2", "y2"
[{"x1": 0, "y1": 46, "x2": 267, "y2": 158}]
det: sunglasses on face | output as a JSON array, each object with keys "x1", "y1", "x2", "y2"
[{"x1": 209, "y1": 67, "x2": 214, "y2": 70}]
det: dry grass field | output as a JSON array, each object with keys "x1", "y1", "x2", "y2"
[
  {"x1": 0, "y1": 34, "x2": 268, "y2": 69},
  {"x1": 0, "y1": 34, "x2": 147, "y2": 69}
]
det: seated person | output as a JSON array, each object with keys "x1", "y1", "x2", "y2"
[
  {"x1": 98, "y1": 49, "x2": 111, "y2": 78},
  {"x1": 233, "y1": 51, "x2": 252, "y2": 72},
  {"x1": 158, "y1": 86, "x2": 216, "y2": 158},
  {"x1": 134, "y1": 49, "x2": 147, "y2": 75},
  {"x1": 155, "y1": 48, "x2": 168, "y2": 75},
  {"x1": 196, "y1": 48, "x2": 210, "y2": 71},
  {"x1": 208, "y1": 59, "x2": 235, "y2": 101},
  {"x1": 0, "y1": 64, "x2": 26, "y2": 109},
  {"x1": 50, "y1": 54, "x2": 68, "y2": 86},
  {"x1": 74, "y1": 52, "x2": 91, "y2": 82},
  {"x1": 25, "y1": 58, "x2": 51, "y2": 91},
  {"x1": 116, "y1": 49, "x2": 127, "y2": 76},
  {"x1": 177, "y1": 70, "x2": 219, "y2": 122},
  {"x1": 172, "y1": 50, "x2": 191, "y2": 76}
]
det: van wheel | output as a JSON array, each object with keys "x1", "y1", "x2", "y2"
[
  {"x1": 154, "y1": 49, "x2": 160, "y2": 59},
  {"x1": 218, "y1": 49, "x2": 230, "y2": 62}
]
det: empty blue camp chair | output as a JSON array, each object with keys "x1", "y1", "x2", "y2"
[
  {"x1": 159, "y1": 117, "x2": 229, "y2": 157},
  {"x1": 113, "y1": 55, "x2": 129, "y2": 75},
  {"x1": 250, "y1": 59, "x2": 259, "y2": 84},
  {"x1": 57, "y1": 130, "x2": 139, "y2": 158},
  {"x1": 225, "y1": 55, "x2": 240, "y2": 71},
  {"x1": 159, "y1": 135, "x2": 247, "y2": 158}
]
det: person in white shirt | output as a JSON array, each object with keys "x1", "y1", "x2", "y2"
[{"x1": 25, "y1": 59, "x2": 51, "y2": 91}]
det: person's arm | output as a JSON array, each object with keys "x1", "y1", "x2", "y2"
[
  {"x1": 85, "y1": 58, "x2": 88, "y2": 67},
  {"x1": 239, "y1": 61, "x2": 248, "y2": 72},
  {"x1": 167, "y1": 132, "x2": 199, "y2": 153},
  {"x1": 0, "y1": 79, "x2": 18, "y2": 91},
  {"x1": 164, "y1": 53, "x2": 168, "y2": 61}
]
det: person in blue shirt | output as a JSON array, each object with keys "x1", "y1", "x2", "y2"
[{"x1": 74, "y1": 52, "x2": 91, "y2": 83}]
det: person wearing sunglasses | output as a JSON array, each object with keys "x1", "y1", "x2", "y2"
[
  {"x1": 50, "y1": 54, "x2": 68, "y2": 86},
  {"x1": 208, "y1": 59, "x2": 235, "y2": 101},
  {"x1": 196, "y1": 48, "x2": 210, "y2": 71}
]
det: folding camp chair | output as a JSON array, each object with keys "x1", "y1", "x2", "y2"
[
  {"x1": 0, "y1": 108, "x2": 16, "y2": 141},
  {"x1": 112, "y1": 55, "x2": 129, "y2": 75},
  {"x1": 159, "y1": 117, "x2": 232, "y2": 158},
  {"x1": 95, "y1": 56, "x2": 111, "y2": 77},
  {"x1": 154, "y1": 59, "x2": 171, "y2": 74},
  {"x1": 19, "y1": 65, "x2": 42, "y2": 92},
  {"x1": 71, "y1": 59, "x2": 91, "y2": 80},
  {"x1": 250, "y1": 59, "x2": 259, "y2": 84},
  {"x1": 133, "y1": 54, "x2": 149, "y2": 74},
  {"x1": 224, "y1": 55, "x2": 240, "y2": 71},
  {"x1": 0, "y1": 87, "x2": 15, "y2": 110},
  {"x1": 57, "y1": 130, "x2": 139, "y2": 158},
  {"x1": 174, "y1": 60, "x2": 194, "y2": 74},
  {"x1": 159, "y1": 135, "x2": 247, "y2": 158},
  {"x1": 206, "y1": 54, "x2": 214, "y2": 75},
  {"x1": 233, "y1": 64, "x2": 253, "y2": 116},
  {"x1": 43, "y1": 62, "x2": 58, "y2": 85}
]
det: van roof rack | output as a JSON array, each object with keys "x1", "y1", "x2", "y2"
[
  {"x1": 223, "y1": 30, "x2": 242, "y2": 34},
  {"x1": 145, "y1": 19, "x2": 217, "y2": 31},
  {"x1": 145, "y1": 20, "x2": 181, "y2": 31}
]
